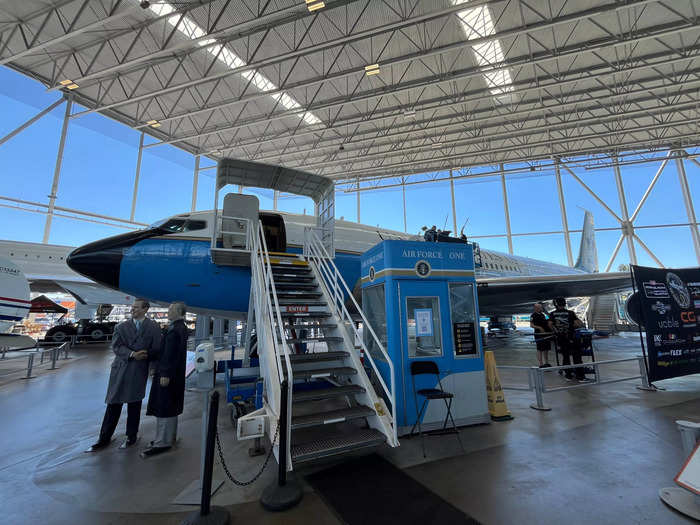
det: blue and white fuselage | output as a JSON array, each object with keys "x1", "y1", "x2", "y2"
[{"x1": 67, "y1": 209, "x2": 596, "y2": 317}]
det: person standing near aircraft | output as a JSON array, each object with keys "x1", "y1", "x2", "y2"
[
  {"x1": 530, "y1": 302, "x2": 551, "y2": 368},
  {"x1": 548, "y1": 297, "x2": 588, "y2": 382},
  {"x1": 141, "y1": 302, "x2": 188, "y2": 457},
  {"x1": 87, "y1": 298, "x2": 162, "y2": 451}
]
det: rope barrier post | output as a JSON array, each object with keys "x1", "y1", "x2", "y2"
[
  {"x1": 181, "y1": 390, "x2": 230, "y2": 525},
  {"x1": 261, "y1": 379, "x2": 303, "y2": 512},
  {"x1": 24, "y1": 353, "x2": 34, "y2": 379},
  {"x1": 529, "y1": 367, "x2": 551, "y2": 411}
]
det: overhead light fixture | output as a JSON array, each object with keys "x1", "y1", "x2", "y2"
[
  {"x1": 66, "y1": 83, "x2": 79, "y2": 90},
  {"x1": 403, "y1": 109, "x2": 416, "y2": 118},
  {"x1": 431, "y1": 142, "x2": 443, "y2": 149},
  {"x1": 147, "y1": 120, "x2": 161, "y2": 128},
  {"x1": 365, "y1": 63, "x2": 380, "y2": 76},
  {"x1": 59, "y1": 79, "x2": 73, "y2": 86},
  {"x1": 306, "y1": 0, "x2": 325, "y2": 11}
]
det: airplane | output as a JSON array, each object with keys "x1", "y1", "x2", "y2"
[{"x1": 65, "y1": 204, "x2": 631, "y2": 318}]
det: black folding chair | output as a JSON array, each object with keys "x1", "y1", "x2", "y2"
[{"x1": 408, "y1": 361, "x2": 464, "y2": 458}]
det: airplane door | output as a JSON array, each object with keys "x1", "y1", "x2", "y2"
[{"x1": 398, "y1": 280, "x2": 452, "y2": 427}]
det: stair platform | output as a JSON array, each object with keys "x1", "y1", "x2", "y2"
[{"x1": 291, "y1": 428, "x2": 386, "y2": 463}]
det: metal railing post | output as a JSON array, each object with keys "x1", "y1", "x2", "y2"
[
  {"x1": 40, "y1": 350, "x2": 45, "y2": 364},
  {"x1": 64, "y1": 342, "x2": 71, "y2": 359},
  {"x1": 1, "y1": 346, "x2": 6, "y2": 359},
  {"x1": 530, "y1": 367, "x2": 551, "y2": 411},
  {"x1": 636, "y1": 356, "x2": 656, "y2": 391},
  {"x1": 50, "y1": 347, "x2": 58, "y2": 370},
  {"x1": 24, "y1": 354, "x2": 34, "y2": 379}
]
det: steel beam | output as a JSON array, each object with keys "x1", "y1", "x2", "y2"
[
  {"x1": 500, "y1": 164, "x2": 513, "y2": 255},
  {"x1": 402, "y1": 179, "x2": 407, "y2": 233},
  {"x1": 555, "y1": 160, "x2": 574, "y2": 267},
  {"x1": 604, "y1": 234, "x2": 626, "y2": 272},
  {"x1": 191, "y1": 155, "x2": 200, "y2": 212},
  {"x1": 273, "y1": 190, "x2": 279, "y2": 211},
  {"x1": 630, "y1": 153, "x2": 671, "y2": 222},
  {"x1": 0, "y1": 98, "x2": 64, "y2": 148},
  {"x1": 613, "y1": 156, "x2": 637, "y2": 265},
  {"x1": 449, "y1": 169, "x2": 457, "y2": 236},
  {"x1": 633, "y1": 234, "x2": 665, "y2": 268},
  {"x1": 675, "y1": 153, "x2": 700, "y2": 264},
  {"x1": 356, "y1": 178, "x2": 360, "y2": 223},
  {"x1": 42, "y1": 96, "x2": 72, "y2": 244},
  {"x1": 130, "y1": 132, "x2": 144, "y2": 222}
]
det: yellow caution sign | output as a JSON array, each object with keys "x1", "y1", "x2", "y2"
[{"x1": 484, "y1": 351, "x2": 513, "y2": 421}]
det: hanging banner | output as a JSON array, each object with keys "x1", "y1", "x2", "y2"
[{"x1": 631, "y1": 265, "x2": 700, "y2": 382}]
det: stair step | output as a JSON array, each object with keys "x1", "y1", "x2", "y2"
[
  {"x1": 275, "y1": 283, "x2": 318, "y2": 290},
  {"x1": 291, "y1": 405, "x2": 375, "y2": 430},
  {"x1": 274, "y1": 291, "x2": 323, "y2": 298},
  {"x1": 292, "y1": 384, "x2": 366, "y2": 403},
  {"x1": 286, "y1": 323, "x2": 337, "y2": 330},
  {"x1": 288, "y1": 351, "x2": 349, "y2": 364},
  {"x1": 286, "y1": 336, "x2": 344, "y2": 344},
  {"x1": 277, "y1": 299, "x2": 327, "y2": 306},
  {"x1": 286, "y1": 366, "x2": 357, "y2": 380},
  {"x1": 281, "y1": 312, "x2": 332, "y2": 319},
  {"x1": 292, "y1": 428, "x2": 386, "y2": 463},
  {"x1": 270, "y1": 260, "x2": 308, "y2": 268}
]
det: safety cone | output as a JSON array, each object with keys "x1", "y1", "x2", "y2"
[{"x1": 484, "y1": 351, "x2": 514, "y2": 421}]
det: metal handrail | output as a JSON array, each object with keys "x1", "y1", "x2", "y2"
[
  {"x1": 303, "y1": 227, "x2": 397, "y2": 444},
  {"x1": 211, "y1": 214, "x2": 252, "y2": 253},
  {"x1": 249, "y1": 219, "x2": 294, "y2": 469}
]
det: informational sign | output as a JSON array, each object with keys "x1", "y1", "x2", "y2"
[
  {"x1": 632, "y1": 265, "x2": 700, "y2": 382},
  {"x1": 675, "y1": 442, "x2": 700, "y2": 496},
  {"x1": 453, "y1": 322, "x2": 477, "y2": 356},
  {"x1": 414, "y1": 308, "x2": 433, "y2": 337}
]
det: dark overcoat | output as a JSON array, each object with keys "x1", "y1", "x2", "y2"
[
  {"x1": 105, "y1": 318, "x2": 162, "y2": 404},
  {"x1": 147, "y1": 319, "x2": 188, "y2": 418}
]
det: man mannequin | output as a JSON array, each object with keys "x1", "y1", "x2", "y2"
[
  {"x1": 87, "y1": 298, "x2": 162, "y2": 451},
  {"x1": 142, "y1": 302, "x2": 188, "y2": 458}
]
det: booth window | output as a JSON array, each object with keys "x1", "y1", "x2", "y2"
[
  {"x1": 362, "y1": 284, "x2": 388, "y2": 362},
  {"x1": 448, "y1": 282, "x2": 479, "y2": 358},
  {"x1": 406, "y1": 297, "x2": 442, "y2": 358}
]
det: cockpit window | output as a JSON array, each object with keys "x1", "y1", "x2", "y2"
[{"x1": 158, "y1": 218, "x2": 207, "y2": 233}]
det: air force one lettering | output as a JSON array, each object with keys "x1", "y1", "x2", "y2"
[{"x1": 63, "y1": 201, "x2": 632, "y2": 317}]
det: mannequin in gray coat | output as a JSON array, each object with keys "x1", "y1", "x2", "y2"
[{"x1": 87, "y1": 299, "x2": 162, "y2": 451}]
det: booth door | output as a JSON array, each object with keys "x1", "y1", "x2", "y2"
[{"x1": 398, "y1": 280, "x2": 451, "y2": 427}]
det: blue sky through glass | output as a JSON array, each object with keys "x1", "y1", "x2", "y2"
[{"x1": 1, "y1": 66, "x2": 698, "y2": 268}]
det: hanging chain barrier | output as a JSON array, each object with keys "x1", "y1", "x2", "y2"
[{"x1": 215, "y1": 419, "x2": 280, "y2": 487}]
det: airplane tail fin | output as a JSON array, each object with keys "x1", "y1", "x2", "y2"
[{"x1": 574, "y1": 210, "x2": 598, "y2": 273}]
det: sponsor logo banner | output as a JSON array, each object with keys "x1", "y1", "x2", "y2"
[{"x1": 633, "y1": 265, "x2": 700, "y2": 382}]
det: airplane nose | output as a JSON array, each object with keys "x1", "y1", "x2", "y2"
[
  {"x1": 66, "y1": 247, "x2": 122, "y2": 289},
  {"x1": 66, "y1": 229, "x2": 156, "y2": 289}
]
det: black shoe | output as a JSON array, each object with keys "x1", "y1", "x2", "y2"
[
  {"x1": 543, "y1": 363, "x2": 552, "y2": 368},
  {"x1": 140, "y1": 446, "x2": 171, "y2": 458},
  {"x1": 564, "y1": 375, "x2": 574, "y2": 382},
  {"x1": 119, "y1": 436, "x2": 138, "y2": 449},
  {"x1": 85, "y1": 439, "x2": 110, "y2": 452}
]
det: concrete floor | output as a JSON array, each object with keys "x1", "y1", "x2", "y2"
[{"x1": 1, "y1": 333, "x2": 699, "y2": 524}]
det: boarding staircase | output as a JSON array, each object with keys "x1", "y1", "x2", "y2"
[
  {"x1": 588, "y1": 294, "x2": 618, "y2": 333},
  {"x1": 240, "y1": 222, "x2": 398, "y2": 471}
]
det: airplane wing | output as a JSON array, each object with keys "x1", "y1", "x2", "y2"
[{"x1": 476, "y1": 272, "x2": 631, "y2": 315}]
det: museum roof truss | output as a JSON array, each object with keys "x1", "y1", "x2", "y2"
[{"x1": 2, "y1": 0, "x2": 700, "y2": 182}]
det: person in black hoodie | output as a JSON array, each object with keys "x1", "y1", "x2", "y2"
[{"x1": 141, "y1": 302, "x2": 188, "y2": 458}]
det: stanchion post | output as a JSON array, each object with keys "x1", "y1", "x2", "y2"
[
  {"x1": 261, "y1": 380, "x2": 303, "y2": 511},
  {"x1": 24, "y1": 354, "x2": 34, "y2": 379},
  {"x1": 50, "y1": 347, "x2": 58, "y2": 370},
  {"x1": 530, "y1": 367, "x2": 551, "y2": 411},
  {"x1": 636, "y1": 356, "x2": 658, "y2": 391},
  {"x1": 181, "y1": 390, "x2": 230, "y2": 525}
]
